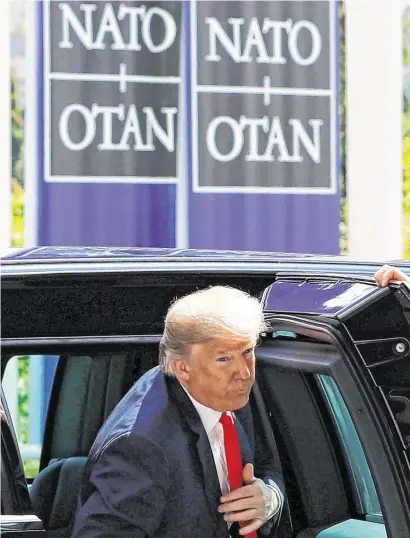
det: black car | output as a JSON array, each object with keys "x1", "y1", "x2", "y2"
[{"x1": 1, "y1": 247, "x2": 410, "y2": 538}]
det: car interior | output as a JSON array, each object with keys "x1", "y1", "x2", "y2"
[{"x1": 1, "y1": 338, "x2": 386, "y2": 538}]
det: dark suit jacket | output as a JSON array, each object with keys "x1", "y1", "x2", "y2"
[{"x1": 71, "y1": 367, "x2": 284, "y2": 538}]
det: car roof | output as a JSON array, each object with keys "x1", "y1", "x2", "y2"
[
  {"x1": 1, "y1": 246, "x2": 409, "y2": 279},
  {"x1": 1, "y1": 246, "x2": 408, "y2": 264},
  {"x1": 0, "y1": 246, "x2": 333, "y2": 263}
]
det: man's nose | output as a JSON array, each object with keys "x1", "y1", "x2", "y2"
[{"x1": 235, "y1": 356, "x2": 251, "y2": 379}]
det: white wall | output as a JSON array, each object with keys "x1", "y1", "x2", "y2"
[
  {"x1": 346, "y1": 0, "x2": 407, "y2": 260},
  {"x1": 0, "y1": 0, "x2": 11, "y2": 249}
]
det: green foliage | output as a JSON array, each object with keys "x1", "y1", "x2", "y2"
[
  {"x1": 12, "y1": 183, "x2": 24, "y2": 246},
  {"x1": 403, "y1": 10, "x2": 410, "y2": 259},
  {"x1": 11, "y1": 70, "x2": 25, "y2": 246},
  {"x1": 340, "y1": 197, "x2": 347, "y2": 255},
  {"x1": 16, "y1": 357, "x2": 41, "y2": 479},
  {"x1": 11, "y1": 70, "x2": 24, "y2": 186},
  {"x1": 17, "y1": 356, "x2": 30, "y2": 444},
  {"x1": 24, "y1": 459, "x2": 40, "y2": 479},
  {"x1": 403, "y1": 137, "x2": 410, "y2": 258}
]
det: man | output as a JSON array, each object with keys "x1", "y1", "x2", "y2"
[
  {"x1": 72, "y1": 286, "x2": 284, "y2": 538},
  {"x1": 375, "y1": 265, "x2": 410, "y2": 287}
]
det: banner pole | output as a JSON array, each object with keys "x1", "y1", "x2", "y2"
[
  {"x1": 175, "y1": 2, "x2": 189, "y2": 249},
  {"x1": 24, "y1": 0, "x2": 39, "y2": 247}
]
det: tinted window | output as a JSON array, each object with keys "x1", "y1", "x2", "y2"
[
  {"x1": 318, "y1": 375, "x2": 383, "y2": 521},
  {"x1": 1, "y1": 276, "x2": 269, "y2": 338}
]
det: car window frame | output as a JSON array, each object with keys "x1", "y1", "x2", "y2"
[
  {"x1": 2, "y1": 354, "x2": 60, "y2": 481},
  {"x1": 0, "y1": 386, "x2": 33, "y2": 516}
]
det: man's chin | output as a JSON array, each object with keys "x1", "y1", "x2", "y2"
[{"x1": 231, "y1": 392, "x2": 250, "y2": 410}]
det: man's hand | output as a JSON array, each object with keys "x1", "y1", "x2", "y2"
[
  {"x1": 218, "y1": 464, "x2": 279, "y2": 536},
  {"x1": 374, "y1": 265, "x2": 410, "y2": 287}
]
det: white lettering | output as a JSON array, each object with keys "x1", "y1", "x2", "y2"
[
  {"x1": 289, "y1": 118, "x2": 323, "y2": 162},
  {"x1": 262, "y1": 18, "x2": 292, "y2": 64},
  {"x1": 59, "y1": 3, "x2": 97, "y2": 49},
  {"x1": 143, "y1": 107, "x2": 178, "y2": 151},
  {"x1": 94, "y1": 3, "x2": 125, "y2": 50},
  {"x1": 117, "y1": 4, "x2": 146, "y2": 51},
  {"x1": 207, "y1": 116, "x2": 244, "y2": 162},
  {"x1": 59, "y1": 104, "x2": 96, "y2": 151},
  {"x1": 142, "y1": 7, "x2": 177, "y2": 53},
  {"x1": 239, "y1": 116, "x2": 270, "y2": 161},
  {"x1": 92, "y1": 104, "x2": 125, "y2": 150},
  {"x1": 206, "y1": 115, "x2": 322, "y2": 164},
  {"x1": 263, "y1": 117, "x2": 292, "y2": 162},
  {"x1": 59, "y1": 104, "x2": 177, "y2": 152},
  {"x1": 288, "y1": 20, "x2": 322, "y2": 66},
  {"x1": 117, "y1": 104, "x2": 148, "y2": 150},
  {"x1": 205, "y1": 17, "x2": 244, "y2": 62},
  {"x1": 205, "y1": 16, "x2": 321, "y2": 66},
  {"x1": 242, "y1": 17, "x2": 270, "y2": 64},
  {"x1": 59, "y1": 2, "x2": 176, "y2": 52}
]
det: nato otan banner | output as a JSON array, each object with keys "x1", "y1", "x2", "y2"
[{"x1": 34, "y1": 0, "x2": 340, "y2": 253}]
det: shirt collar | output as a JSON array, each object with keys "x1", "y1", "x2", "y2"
[{"x1": 180, "y1": 383, "x2": 222, "y2": 434}]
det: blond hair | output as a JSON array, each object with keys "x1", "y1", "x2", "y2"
[{"x1": 159, "y1": 286, "x2": 267, "y2": 375}]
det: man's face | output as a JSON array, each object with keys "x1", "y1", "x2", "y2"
[{"x1": 175, "y1": 336, "x2": 257, "y2": 411}]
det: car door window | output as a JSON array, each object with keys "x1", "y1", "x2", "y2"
[
  {"x1": 2, "y1": 355, "x2": 58, "y2": 480},
  {"x1": 317, "y1": 374, "x2": 383, "y2": 523}
]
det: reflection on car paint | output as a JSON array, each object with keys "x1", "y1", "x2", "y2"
[
  {"x1": 2, "y1": 246, "x2": 319, "y2": 261},
  {"x1": 264, "y1": 281, "x2": 379, "y2": 314}
]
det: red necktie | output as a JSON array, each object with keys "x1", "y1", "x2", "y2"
[{"x1": 220, "y1": 412, "x2": 257, "y2": 538}]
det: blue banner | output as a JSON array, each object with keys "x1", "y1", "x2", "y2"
[{"x1": 36, "y1": 0, "x2": 340, "y2": 254}]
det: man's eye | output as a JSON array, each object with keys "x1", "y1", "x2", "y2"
[
  {"x1": 244, "y1": 348, "x2": 254, "y2": 355},
  {"x1": 216, "y1": 357, "x2": 229, "y2": 362}
]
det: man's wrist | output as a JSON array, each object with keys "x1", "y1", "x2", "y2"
[{"x1": 263, "y1": 484, "x2": 281, "y2": 520}]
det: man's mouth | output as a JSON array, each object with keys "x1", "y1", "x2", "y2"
[{"x1": 233, "y1": 387, "x2": 249, "y2": 394}]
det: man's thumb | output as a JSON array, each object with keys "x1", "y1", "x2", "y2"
[{"x1": 243, "y1": 463, "x2": 255, "y2": 485}]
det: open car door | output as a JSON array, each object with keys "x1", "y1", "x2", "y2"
[{"x1": 254, "y1": 275, "x2": 410, "y2": 538}]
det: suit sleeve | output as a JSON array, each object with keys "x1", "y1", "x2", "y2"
[
  {"x1": 237, "y1": 404, "x2": 285, "y2": 499},
  {"x1": 253, "y1": 419, "x2": 285, "y2": 536},
  {"x1": 71, "y1": 433, "x2": 169, "y2": 538},
  {"x1": 254, "y1": 424, "x2": 285, "y2": 497}
]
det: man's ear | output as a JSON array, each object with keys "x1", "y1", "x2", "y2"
[{"x1": 172, "y1": 359, "x2": 190, "y2": 381}]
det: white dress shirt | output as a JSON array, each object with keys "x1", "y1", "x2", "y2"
[
  {"x1": 183, "y1": 387, "x2": 230, "y2": 495},
  {"x1": 181, "y1": 386, "x2": 281, "y2": 524}
]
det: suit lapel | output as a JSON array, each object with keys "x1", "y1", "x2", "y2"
[
  {"x1": 167, "y1": 377, "x2": 229, "y2": 538},
  {"x1": 235, "y1": 418, "x2": 254, "y2": 466},
  {"x1": 196, "y1": 430, "x2": 229, "y2": 538}
]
